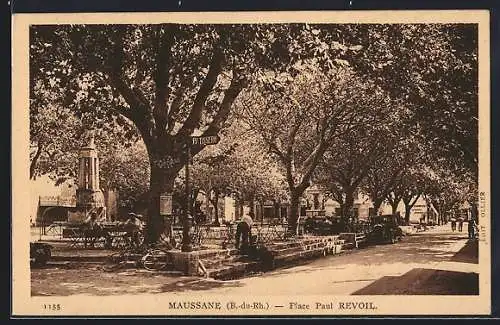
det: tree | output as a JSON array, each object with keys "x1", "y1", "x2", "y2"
[
  {"x1": 189, "y1": 121, "x2": 286, "y2": 224},
  {"x1": 315, "y1": 124, "x2": 393, "y2": 221},
  {"x1": 99, "y1": 142, "x2": 150, "y2": 213},
  {"x1": 240, "y1": 64, "x2": 392, "y2": 234},
  {"x1": 421, "y1": 167, "x2": 477, "y2": 225},
  {"x1": 30, "y1": 75, "x2": 147, "y2": 209},
  {"x1": 31, "y1": 23, "x2": 477, "y2": 242},
  {"x1": 30, "y1": 23, "x2": 367, "y2": 242},
  {"x1": 397, "y1": 168, "x2": 429, "y2": 224},
  {"x1": 30, "y1": 45, "x2": 139, "y2": 182},
  {"x1": 189, "y1": 150, "x2": 235, "y2": 225},
  {"x1": 344, "y1": 24, "x2": 478, "y2": 174}
]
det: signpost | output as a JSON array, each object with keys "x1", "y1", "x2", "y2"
[
  {"x1": 191, "y1": 135, "x2": 220, "y2": 146},
  {"x1": 181, "y1": 135, "x2": 221, "y2": 252}
]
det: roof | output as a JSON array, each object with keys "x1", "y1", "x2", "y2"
[{"x1": 39, "y1": 196, "x2": 77, "y2": 208}]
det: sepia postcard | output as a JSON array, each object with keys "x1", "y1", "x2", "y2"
[{"x1": 12, "y1": 10, "x2": 491, "y2": 316}]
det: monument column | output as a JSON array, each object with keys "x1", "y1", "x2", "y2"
[{"x1": 76, "y1": 131, "x2": 106, "y2": 220}]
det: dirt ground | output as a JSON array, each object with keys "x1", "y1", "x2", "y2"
[{"x1": 31, "y1": 227, "x2": 479, "y2": 296}]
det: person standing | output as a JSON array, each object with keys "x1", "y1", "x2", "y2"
[
  {"x1": 458, "y1": 218, "x2": 464, "y2": 232},
  {"x1": 468, "y1": 218, "x2": 477, "y2": 239},
  {"x1": 235, "y1": 212, "x2": 254, "y2": 255},
  {"x1": 450, "y1": 218, "x2": 457, "y2": 232}
]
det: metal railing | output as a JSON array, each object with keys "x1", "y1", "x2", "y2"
[{"x1": 168, "y1": 222, "x2": 289, "y2": 249}]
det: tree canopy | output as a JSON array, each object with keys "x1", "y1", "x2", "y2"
[{"x1": 30, "y1": 23, "x2": 479, "y2": 240}]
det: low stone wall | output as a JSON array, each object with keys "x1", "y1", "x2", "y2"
[
  {"x1": 170, "y1": 235, "x2": 352, "y2": 278},
  {"x1": 169, "y1": 248, "x2": 236, "y2": 276}
]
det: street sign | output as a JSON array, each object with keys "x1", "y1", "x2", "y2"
[
  {"x1": 160, "y1": 194, "x2": 173, "y2": 216},
  {"x1": 191, "y1": 135, "x2": 220, "y2": 146}
]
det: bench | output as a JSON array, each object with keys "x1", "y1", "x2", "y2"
[
  {"x1": 63, "y1": 227, "x2": 126, "y2": 249},
  {"x1": 339, "y1": 232, "x2": 368, "y2": 249}
]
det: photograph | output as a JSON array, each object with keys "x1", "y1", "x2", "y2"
[{"x1": 12, "y1": 10, "x2": 491, "y2": 316}]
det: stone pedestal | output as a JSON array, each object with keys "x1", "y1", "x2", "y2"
[
  {"x1": 76, "y1": 189, "x2": 106, "y2": 209},
  {"x1": 75, "y1": 131, "x2": 106, "y2": 219}
]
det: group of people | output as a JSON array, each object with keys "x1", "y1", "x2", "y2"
[
  {"x1": 81, "y1": 208, "x2": 256, "y2": 254},
  {"x1": 449, "y1": 217, "x2": 478, "y2": 240},
  {"x1": 82, "y1": 212, "x2": 145, "y2": 248},
  {"x1": 450, "y1": 218, "x2": 464, "y2": 232}
]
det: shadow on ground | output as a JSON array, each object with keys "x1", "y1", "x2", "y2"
[
  {"x1": 350, "y1": 238, "x2": 479, "y2": 295},
  {"x1": 450, "y1": 239, "x2": 478, "y2": 264},
  {"x1": 159, "y1": 278, "x2": 244, "y2": 292},
  {"x1": 351, "y1": 268, "x2": 479, "y2": 295}
]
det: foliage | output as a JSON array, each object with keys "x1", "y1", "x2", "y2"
[
  {"x1": 31, "y1": 23, "x2": 369, "y2": 241},
  {"x1": 186, "y1": 120, "x2": 287, "y2": 222},
  {"x1": 30, "y1": 23, "x2": 478, "y2": 240},
  {"x1": 343, "y1": 24, "x2": 478, "y2": 173},
  {"x1": 315, "y1": 122, "x2": 396, "y2": 219},
  {"x1": 239, "y1": 63, "x2": 394, "y2": 231},
  {"x1": 99, "y1": 142, "x2": 150, "y2": 211}
]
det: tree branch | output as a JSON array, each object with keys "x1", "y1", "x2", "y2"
[
  {"x1": 190, "y1": 70, "x2": 247, "y2": 155},
  {"x1": 30, "y1": 141, "x2": 44, "y2": 180},
  {"x1": 286, "y1": 114, "x2": 302, "y2": 159},
  {"x1": 153, "y1": 25, "x2": 176, "y2": 133},
  {"x1": 408, "y1": 193, "x2": 421, "y2": 209},
  {"x1": 177, "y1": 48, "x2": 224, "y2": 137},
  {"x1": 107, "y1": 73, "x2": 154, "y2": 142},
  {"x1": 166, "y1": 86, "x2": 184, "y2": 133}
]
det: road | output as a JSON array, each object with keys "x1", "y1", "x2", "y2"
[{"x1": 31, "y1": 226, "x2": 479, "y2": 296}]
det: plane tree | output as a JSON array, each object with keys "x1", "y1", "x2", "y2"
[
  {"x1": 239, "y1": 63, "x2": 393, "y2": 234},
  {"x1": 362, "y1": 126, "x2": 425, "y2": 216},
  {"x1": 31, "y1": 23, "x2": 477, "y2": 242},
  {"x1": 188, "y1": 123, "x2": 286, "y2": 225},
  {"x1": 315, "y1": 123, "x2": 394, "y2": 221},
  {"x1": 30, "y1": 23, "x2": 368, "y2": 242},
  {"x1": 343, "y1": 24, "x2": 478, "y2": 174}
]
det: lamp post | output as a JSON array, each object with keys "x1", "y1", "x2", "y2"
[
  {"x1": 181, "y1": 143, "x2": 193, "y2": 252},
  {"x1": 181, "y1": 134, "x2": 220, "y2": 252}
]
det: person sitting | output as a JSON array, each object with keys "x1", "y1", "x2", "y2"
[
  {"x1": 121, "y1": 213, "x2": 144, "y2": 248},
  {"x1": 82, "y1": 212, "x2": 101, "y2": 247},
  {"x1": 235, "y1": 212, "x2": 254, "y2": 255},
  {"x1": 81, "y1": 212, "x2": 113, "y2": 248}
]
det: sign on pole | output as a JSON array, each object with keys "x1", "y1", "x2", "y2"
[
  {"x1": 191, "y1": 135, "x2": 220, "y2": 146},
  {"x1": 160, "y1": 194, "x2": 173, "y2": 216}
]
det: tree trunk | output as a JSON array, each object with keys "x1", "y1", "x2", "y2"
[
  {"x1": 288, "y1": 192, "x2": 300, "y2": 235},
  {"x1": 213, "y1": 190, "x2": 220, "y2": 226},
  {"x1": 234, "y1": 195, "x2": 240, "y2": 220},
  {"x1": 30, "y1": 141, "x2": 44, "y2": 180},
  {"x1": 344, "y1": 190, "x2": 355, "y2": 219},
  {"x1": 249, "y1": 195, "x2": 255, "y2": 216},
  {"x1": 239, "y1": 199, "x2": 244, "y2": 220},
  {"x1": 391, "y1": 201, "x2": 400, "y2": 215},
  {"x1": 147, "y1": 163, "x2": 177, "y2": 244},
  {"x1": 274, "y1": 200, "x2": 280, "y2": 221},
  {"x1": 404, "y1": 204, "x2": 412, "y2": 224},
  {"x1": 205, "y1": 189, "x2": 211, "y2": 221},
  {"x1": 373, "y1": 198, "x2": 384, "y2": 216},
  {"x1": 260, "y1": 201, "x2": 265, "y2": 225}
]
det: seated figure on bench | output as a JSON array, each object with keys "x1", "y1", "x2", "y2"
[
  {"x1": 82, "y1": 212, "x2": 111, "y2": 248},
  {"x1": 120, "y1": 212, "x2": 144, "y2": 248}
]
